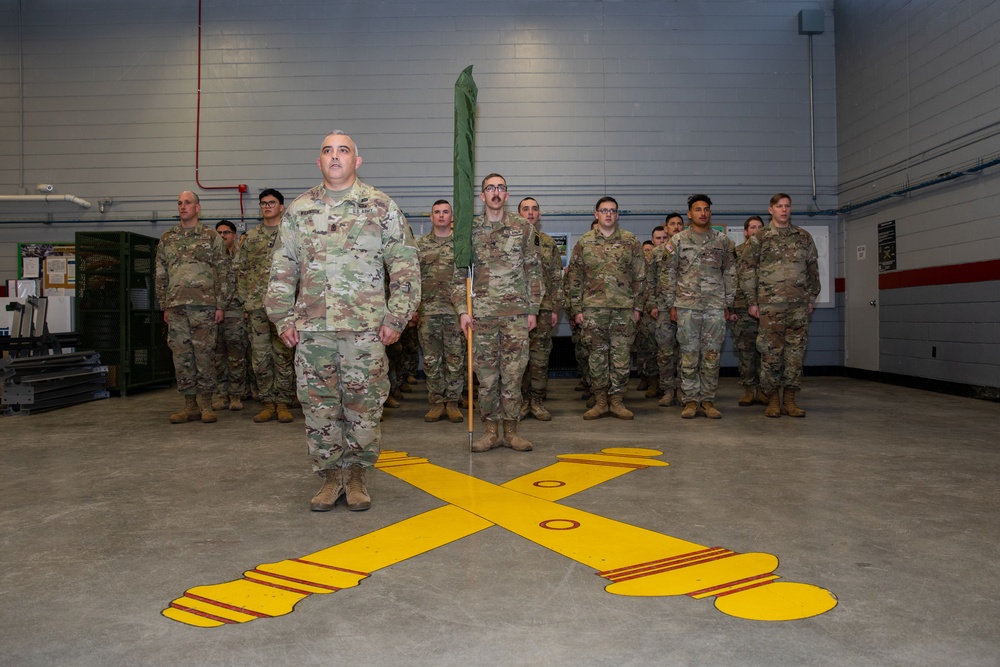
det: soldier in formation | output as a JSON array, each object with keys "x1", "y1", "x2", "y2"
[
  {"x1": 729, "y1": 215, "x2": 767, "y2": 407},
  {"x1": 212, "y1": 219, "x2": 248, "y2": 412},
  {"x1": 265, "y1": 131, "x2": 420, "y2": 512}
]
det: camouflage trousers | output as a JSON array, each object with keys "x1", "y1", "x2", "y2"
[
  {"x1": 572, "y1": 324, "x2": 589, "y2": 384},
  {"x1": 653, "y1": 315, "x2": 680, "y2": 391},
  {"x1": 730, "y1": 308, "x2": 760, "y2": 387},
  {"x1": 165, "y1": 305, "x2": 218, "y2": 395},
  {"x1": 634, "y1": 313, "x2": 658, "y2": 378},
  {"x1": 580, "y1": 308, "x2": 636, "y2": 395},
  {"x1": 295, "y1": 330, "x2": 388, "y2": 474},
  {"x1": 400, "y1": 326, "x2": 420, "y2": 379},
  {"x1": 521, "y1": 309, "x2": 554, "y2": 398},
  {"x1": 214, "y1": 312, "x2": 248, "y2": 398},
  {"x1": 675, "y1": 308, "x2": 725, "y2": 403},
  {"x1": 757, "y1": 303, "x2": 810, "y2": 393},
  {"x1": 247, "y1": 309, "x2": 294, "y2": 404},
  {"x1": 418, "y1": 313, "x2": 465, "y2": 404},
  {"x1": 471, "y1": 315, "x2": 529, "y2": 422}
]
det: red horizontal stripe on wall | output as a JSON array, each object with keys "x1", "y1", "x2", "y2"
[{"x1": 879, "y1": 259, "x2": 1000, "y2": 290}]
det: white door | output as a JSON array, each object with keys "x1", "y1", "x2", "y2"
[{"x1": 845, "y1": 217, "x2": 879, "y2": 371}]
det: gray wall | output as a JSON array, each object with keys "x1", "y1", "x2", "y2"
[
  {"x1": 835, "y1": 0, "x2": 1000, "y2": 388},
  {"x1": 1, "y1": 0, "x2": 841, "y2": 364}
]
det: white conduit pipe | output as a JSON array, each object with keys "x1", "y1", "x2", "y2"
[{"x1": 0, "y1": 194, "x2": 92, "y2": 208}]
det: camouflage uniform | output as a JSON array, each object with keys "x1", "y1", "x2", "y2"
[
  {"x1": 214, "y1": 243, "x2": 248, "y2": 399},
  {"x1": 264, "y1": 180, "x2": 420, "y2": 474},
  {"x1": 730, "y1": 240, "x2": 760, "y2": 388},
  {"x1": 451, "y1": 211, "x2": 542, "y2": 422},
  {"x1": 155, "y1": 223, "x2": 230, "y2": 395},
  {"x1": 521, "y1": 230, "x2": 564, "y2": 400},
  {"x1": 399, "y1": 325, "x2": 420, "y2": 381},
  {"x1": 418, "y1": 231, "x2": 465, "y2": 405},
  {"x1": 236, "y1": 222, "x2": 295, "y2": 405},
  {"x1": 662, "y1": 227, "x2": 735, "y2": 403},
  {"x1": 648, "y1": 242, "x2": 680, "y2": 393},
  {"x1": 739, "y1": 222, "x2": 820, "y2": 394},
  {"x1": 566, "y1": 227, "x2": 646, "y2": 395}
]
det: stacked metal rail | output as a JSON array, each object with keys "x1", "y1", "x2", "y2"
[{"x1": 1, "y1": 351, "x2": 109, "y2": 415}]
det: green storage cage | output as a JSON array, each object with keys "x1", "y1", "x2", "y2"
[{"x1": 75, "y1": 231, "x2": 173, "y2": 393}]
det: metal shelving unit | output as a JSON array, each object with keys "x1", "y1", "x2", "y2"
[{"x1": 75, "y1": 231, "x2": 173, "y2": 394}]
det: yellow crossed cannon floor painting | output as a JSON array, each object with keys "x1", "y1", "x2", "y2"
[{"x1": 163, "y1": 448, "x2": 837, "y2": 627}]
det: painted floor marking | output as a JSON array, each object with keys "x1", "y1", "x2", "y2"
[{"x1": 163, "y1": 447, "x2": 836, "y2": 627}]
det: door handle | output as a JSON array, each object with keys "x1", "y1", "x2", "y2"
[{"x1": 869, "y1": 300, "x2": 877, "y2": 307}]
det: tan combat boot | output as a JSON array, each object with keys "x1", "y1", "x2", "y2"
[
  {"x1": 609, "y1": 394, "x2": 634, "y2": 420},
  {"x1": 344, "y1": 463, "x2": 371, "y2": 511},
  {"x1": 502, "y1": 420, "x2": 533, "y2": 452},
  {"x1": 529, "y1": 396, "x2": 552, "y2": 421},
  {"x1": 754, "y1": 387, "x2": 769, "y2": 405},
  {"x1": 680, "y1": 401, "x2": 698, "y2": 419},
  {"x1": 764, "y1": 391, "x2": 781, "y2": 418},
  {"x1": 169, "y1": 395, "x2": 201, "y2": 423},
  {"x1": 781, "y1": 388, "x2": 807, "y2": 417},
  {"x1": 519, "y1": 400, "x2": 531, "y2": 420},
  {"x1": 636, "y1": 376, "x2": 649, "y2": 391},
  {"x1": 228, "y1": 396, "x2": 243, "y2": 411},
  {"x1": 212, "y1": 394, "x2": 229, "y2": 410},
  {"x1": 582, "y1": 390, "x2": 610, "y2": 420},
  {"x1": 471, "y1": 421, "x2": 501, "y2": 452},
  {"x1": 424, "y1": 403, "x2": 445, "y2": 422},
  {"x1": 309, "y1": 468, "x2": 344, "y2": 511},
  {"x1": 445, "y1": 402, "x2": 464, "y2": 423},
  {"x1": 644, "y1": 376, "x2": 662, "y2": 399},
  {"x1": 276, "y1": 403, "x2": 294, "y2": 423},
  {"x1": 657, "y1": 388, "x2": 676, "y2": 408},
  {"x1": 253, "y1": 402, "x2": 277, "y2": 423},
  {"x1": 384, "y1": 394, "x2": 401, "y2": 408},
  {"x1": 738, "y1": 386, "x2": 755, "y2": 407},
  {"x1": 198, "y1": 393, "x2": 218, "y2": 423},
  {"x1": 699, "y1": 401, "x2": 722, "y2": 419}
]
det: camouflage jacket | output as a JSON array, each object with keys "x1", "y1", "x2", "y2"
[
  {"x1": 219, "y1": 245, "x2": 242, "y2": 316},
  {"x1": 565, "y1": 226, "x2": 646, "y2": 318},
  {"x1": 450, "y1": 211, "x2": 543, "y2": 318},
  {"x1": 661, "y1": 226, "x2": 735, "y2": 311},
  {"x1": 537, "y1": 230, "x2": 565, "y2": 313},
  {"x1": 154, "y1": 222, "x2": 231, "y2": 310},
  {"x1": 235, "y1": 222, "x2": 282, "y2": 311},
  {"x1": 732, "y1": 239, "x2": 752, "y2": 311},
  {"x1": 646, "y1": 240, "x2": 677, "y2": 313},
  {"x1": 417, "y1": 231, "x2": 458, "y2": 317},
  {"x1": 739, "y1": 222, "x2": 820, "y2": 307},
  {"x1": 264, "y1": 180, "x2": 420, "y2": 334}
]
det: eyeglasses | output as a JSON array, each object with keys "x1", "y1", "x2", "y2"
[
  {"x1": 259, "y1": 200, "x2": 280, "y2": 209},
  {"x1": 483, "y1": 185, "x2": 507, "y2": 194},
  {"x1": 597, "y1": 208, "x2": 618, "y2": 215}
]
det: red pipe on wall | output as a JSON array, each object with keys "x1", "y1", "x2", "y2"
[{"x1": 195, "y1": 0, "x2": 248, "y2": 220}]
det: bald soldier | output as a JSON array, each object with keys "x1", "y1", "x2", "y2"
[
  {"x1": 155, "y1": 190, "x2": 230, "y2": 424},
  {"x1": 265, "y1": 130, "x2": 420, "y2": 512}
]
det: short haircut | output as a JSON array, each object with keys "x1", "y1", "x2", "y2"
[
  {"x1": 744, "y1": 215, "x2": 764, "y2": 230},
  {"x1": 652, "y1": 225, "x2": 665, "y2": 235},
  {"x1": 665, "y1": 212, "x2": 683, "y2": 224},
  {"x1": 325, "y1": 130, "x2": 359, "y2": 157},
  {"x1": 590, "y1": 219, "x2": 599, "y2": 229},
  {"x1": 259, "y1": 188, "x2": 284, "y2": 205},
  {"x1": 215, "y1": 219, "x2": 236, "y2": 234},
  {"x1": 518, "y1": 197, "x2": 538, "y2": 209},
  {"x1": 595, "y1": 196, "x2": 618, "y2": 211},
  {"x1": 432, "y1": 199, "x2": 451, "y2": 209},
  {"x1": 180, "y1": 191, "x2": 200, "y2": 204},
  {"x1": 769, "y1": 192, "x2": 792, "y2": 206},
  {"x1": 642, "y1": 240, "x2": 654, "y2": 248},
  {"x1": 687, "y1": 194, "x2": 712, "y2": 209},
  {"x1": 481, "y1": 173, "x2": 506, "y2": 189}
]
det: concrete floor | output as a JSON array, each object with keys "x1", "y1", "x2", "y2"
[{"x1": 1, "y1": 377, "x2": 998, "y2": 666}]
